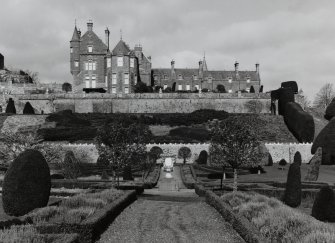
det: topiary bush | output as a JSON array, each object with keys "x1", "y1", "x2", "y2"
[
  {"x1": 23, "y1": 102, "x2": 35, "y2": 114},
  {"x1": 312, "y1": 185, "x2": 335, "y2": 222},
  {"x1": 278, "y1": 88, "x2": 295, "y2": 116},
  {"x1": 279, "y1": 159, "x2": 287, "y2": 166},
  {"x1": 293, "y1": 151, "x2": 302, "y2": 166},
  {"x1": 305, "y1": 147, "x2": 322, "y2": 181},
  {"x1": 282, "y1": 162, "x2": 301, "y2": 207},
  {"x1": 122, "y1": 165, "x2": 133, "y2": 181},
  {"x1": 5, "y1": 98, "x2": 16, "y2": 114},
  {"x1": 2, "y1": 149, "x2": 51, "y2": 216},
  {"x1": 96, "y1": 155, "x2": 110, "y2": 168},
  {"x1": 61, "y1": 151, "x2": 81, "y2": 179},
  {"x1": 281, "y1": 81, "x2": 298, "y2": 94},
  {"x1": 250, "y1": 86, "x2": 255, "y2": 93},
  {"x1": 284, "y1": 102, "x2": 315, "y2": 142},
  {"x1": 267, "y1": 153, "x2": 273, "y2": 166},
  {"x1": 196, "y1": 150, "x2": 208, "y2": 164},
  {"x1": 325, "y1": 98, "x2": 335, "y2": 121}
]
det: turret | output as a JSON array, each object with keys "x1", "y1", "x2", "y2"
[{"x1": 70, "y1": 25, "x2": 80, "y2": 75}]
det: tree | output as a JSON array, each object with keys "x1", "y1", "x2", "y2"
[
  {"x1": 178, "y1": 147, "x2": 191, "y2": 164},
  {"x1": 296, "y1": 89, "x2": 310, "y2": 109},
  {"x1": 62, "y1": 82, "x2": 72, "y2": 93},
  {"x1": 5, "y1": 98, "x2": 16, "y2": 114},
  {"x1": 23, "y1": 102, "x2": 35, "y2": 114},
  {"x1": 313, "y1": 83, "x2": 335, "y2": 110},
  {"x1": 210, "y1": 117, "x2": 263, "y2": 193},
  {"x1": 24, "y1": 70, "x2": 39, "y2": 84},
  {"x1": 149, "y1": 146, "x2": 163, "y2": 163},
  {"x1": 250, "y1": 86, "x2": 255, "y2": 93},
  {"x1": 134, "y1": 82, "x2": 151, "y2": 93},
  {"x1": 217, "y1": 84, "x2": 226, "y2": 93},
  {"x1": 95, "y1": 115, "x2": 152, "y2": 186}
]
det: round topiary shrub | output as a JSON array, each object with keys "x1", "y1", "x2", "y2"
[
  {"x1": 23, "y1": 102, "x2": 35, "y2": 114},
  {"x1": 101, "y1": 170, "x2": 110, "y2": 180},
  {"x1": 293, "y1": 151, "x2": 302, "y2": 166},
  {"x1": 62, "y1": 151, "x2": 81, "y2": 179},
  {"x1": 283, "y1": 162, "x2": 301, "y2": 207},
  {"x1": 2, "y1": 149, "x2": 51, "y2": 216},
  {"x1": 312, "y1": 185, "x2": 335, "y2": 222},
  {"x1": 5, "y1": 98, "x2": 16, "y2": 114},
  {"x1": 279, "y1": 159, "x2": 287, "y2": 166},
  {"x1": 267, "y1": 153, "x2": 273, "y2": 166}
]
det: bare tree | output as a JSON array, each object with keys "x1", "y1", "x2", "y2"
[
  {"x1": 24, "y1": 70, "x2": 39, "y2": 84},
  {"x1": 296, "y1": 89, "x2": 310, "y2": 110},
  {"x1": 313, "y1": 83, "x2": 335, "y2": 110}
]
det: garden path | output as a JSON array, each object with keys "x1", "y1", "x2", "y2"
[{"x1": 98, "y1": 166, "x2": 245, "y2": 243}]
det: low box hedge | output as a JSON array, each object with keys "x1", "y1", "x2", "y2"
[
  {"x1": 180, "y1": 165, "x2": 196, "y2": 189},
  {"x1": 205, "y1": 190, "x2": 264, "y2": 243},
  {"x1": 33, "y1": 190, "x2": 137, "y2": 243},
  {"x1": 143, "y1": 165, "x2": 161, "y2": 189}
]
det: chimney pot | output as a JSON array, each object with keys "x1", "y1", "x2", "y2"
[
  {"x1": 256, "y1": 63, "x2": 260, "y2": 73},
  {"x1": 87, "y1": 20, "x2": 93, "y2": 31},
  {"x1": 234, "y1": 61, "x2": 239, "y2": 72}
]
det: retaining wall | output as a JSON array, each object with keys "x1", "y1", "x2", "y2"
[{"x1": 265, "y1": 142, "x2": 313, "y2": 163}]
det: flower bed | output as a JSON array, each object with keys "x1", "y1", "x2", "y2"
[
  {"x1": 24, "y1": 189, "x2": 137, "y2": 243},
  {"x1": 0, "y1": 225, "x2": 78, "y2": 243},
  {"x1": 220, "y1": 191, "x2": 335, "y2": 243},
  {"x1": 143, "y1": 165, "x2": 161, "y2": 189}
]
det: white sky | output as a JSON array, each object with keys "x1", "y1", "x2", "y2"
[{"x1": 0, "y1": 0, "x2": 335, "y2": 100}]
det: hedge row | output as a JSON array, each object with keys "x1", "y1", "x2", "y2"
[
  {"x1": 143, "y1": 165, "x2": 161, "y2": 188},
  {"x1": 180, "y1": 165, "x2": 197, "y2": 189},
  {"x1": 284, "y1": 102, "x2": 315, "y2": 142}
]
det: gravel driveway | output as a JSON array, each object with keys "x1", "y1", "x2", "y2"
[{"x1": 98, "y1": 198, "x2": 245, "y2": 243}]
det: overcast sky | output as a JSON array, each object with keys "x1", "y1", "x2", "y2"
[{"x1": 0, "y1": 0, "x2": 334, "y2": 100}]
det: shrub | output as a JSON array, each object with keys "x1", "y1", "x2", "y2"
[
  {"x1": 101, "y1": 169, "x2": 109, "y2": 180},
  {"x1": 122, "y1": 165, "x2": 133, "y2": 180},
  {"x1": 0, "y1": 225, "x2": 48, "y2": 243},
  {"x1": 201, "y1": 88, "x2": 209, "y2": 92},
  {"x1": 293, "y1": 151, "x2": 302, "y2": 166},
  {"x1": 281, "y1": 81, "x2": 298, "y2": 94},
  {"x1": 284, "y1": 102, "x2": 315, "y2": 142},
  {"x1": 62, "y1": 82, "x2": 72, "y2": 93},
  {"x1": 236, "y1": 201, "x2": 270, "y2": 221},
  {"x1": 278, "y1": 88, "x2": 295, "y2": 115},
  {"x1": 305, "y1": 147, "x2": 322, "y2": 181},
  {"x1": 325, "y1": 98, "x2": 335, "y2": 120},
  {"x1": 311, "y1": 185, "x2": 335, "y2": 222},
  {"x1": 23, "y1": 101, "x2": 35, "y2": 114},
  {"x1": 248, "y1": 165, "x2": 265, "y2": 174},
  {"x1": 2, "y1": 149, "x2": 51, "y2": 216},
  {"x1": 169, "y1": 126, "x2": 210, "y2": 142},
  {"x1": 46, "y1": 110, "x2": 91, "y2": 127},
  {"x1": 217, "y1": 84, "x2": 226, "y2": 93},
  {"x1": 245, "y1": 100, "x2": 263, "y2": 113},
  {"x1": 279, "y1": 159, "x2": 287, "y2": 166},
  {"x1": 178, "y1": 146, "x2": 192, "y2": 164},
  {"x1": 61, "y1": 151, "x2": 81, "y2": 179},
  {"x1": 259, "y1": 85, "x2": 263, "y2": 93},
  {"x1": 196, "y1": 150, "x2": 208, "y2": 164},
  {"x1": 283, "y1": 162, "x2": 301, "y2": 207},
  {"x1": 96, "y1": 155, "x2": 109, "y2": 168},
  {"x1": 303, "y1": 230, "x2": 335, "y2": 243},
  {"x1": 5, "y1": 98, "x2": 16, "y2": 114},
  {"x1": 267, "y1": 153, "x2": 273, "y2": 166},
  {"x1": 250, "y1": 86, "x2": 255, "y2": 93}
]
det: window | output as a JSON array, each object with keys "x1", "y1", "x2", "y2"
[
  {"x1": 85, "y1": 61, "x2": 96, "y2": 71},
  {"x1": 124, "y1": 87, "x2": 129, "y2": 93},
  {"x1": 88, "y1": 46, "x2": 93, "y2": 53},
  {"x1": 228, "y1": 89, "x2": 232, "y2": 93},
  {"x1": 92, "y1": 62, "x2": 96, "y2": 71},
  {"x1": 193, "y1": 75, "x2": 198, "y2": 80},
  {"x1": 154, "y1": 75, "x2": 158, "y2": 81},
  {"x1": 130, "y1": 58, "x2": 134, "y2": 68},
  {"x1": 85, "y1": 62, "x2": 89, "y2": 70},
  {"x1": 246, "y1": 78, "x2": 250, "y2": 83},
  {"x1": 85, "y1": 76, "x2": 90, "y2": 88},
  {"x1": 112, "y1": 73, "x2": 117, "y2": 84},
  {"x1": 74, "y1": 61, "x2": 79, "y2": 67},
  {"x1": 70, "y1": 47, "x2": 73, "y2": 53},
  {"x1": 178, "y1": 74, "x2": 182, "y2": 80},
  {"x1": 105, "y1": 76, "x2": 108, "y2": 87},
  {"x1": 178, "y1": 84, "x2": 182, "y2": 90},
  {"x1": 117, "y1": 56, "x2": 123, "y2": 67},
  {"x1": 124, "y1": 73, "x2": 129, "y2": 85},
  {"x1": 195, "y1": 85, "x2": 199, "y2": 90},
  {"x1": 163, "y1": 84, "x2": 167, "y2": 90},
  {"x1": 228, "y1": 77, "x2": 232, "y2": 83},
  {"x1": 134, "y1": 74, "x2": 137, "y2": 84},
  {"x1": 107, "y1": 58, "x2": 111, "y2": 68},
  {"x1": 186, "y1": 84, "x2": 190, "y2": 91},
  {"x1": 112, "y1": 87, "x2": 116, "y2": 94},
  {"x1": 91, "y1": 76, "x2": 96, "y2": 88}
]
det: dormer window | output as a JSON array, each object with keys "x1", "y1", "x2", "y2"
[
  {"x1": 178, "y1": 74, "x2": 183, "y2": 80},
  {"x1": 246, "y1": 78, "x2": 250, "y2": 83},
  {"x1": 117, "y1": 56, "x2": 123, "y2": 67},
  {"x1": 88, "y1": 46, "x2": 93, "y2": 53},
  {"x1": 70, "y1": 47, "x2": 73, "y2": 53},
  {"x1": 228, "y1": 77, "x2": 232, "y2": 83},
  {"x1": 193, "y1": 75, "x2": 198, "y2": 80}
]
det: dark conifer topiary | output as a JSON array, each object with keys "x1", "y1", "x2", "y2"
[
  {"x1": 97, "y1": 155, "x2": 110, "y2": 168},
  {"x1": 325, "y1": 98, "x2": 335, "y2": 121},
  {"x1": 122, "y1": 165, "x2": 133, "y2": 181},
  {"x1": 279, "y1": 159, "x2": 287, "y2": 166},
  {"x1": 312, "y1": 185, "x2": 335, "y2": 222},
  {"x1": 293, "y1": 151, "x2": 302, "y2": 166},
  {"x1": 250, "y1": 86, "x2": 255, "y2": 93},
  {"x1": 259, "y1": 85, "x2": 263, "y2": 93},
  {"x1": 278, "y1": 88, "x2": 295, "y2": 116},
  {"x1": 2, "y1": 149, "x2": 51, "y2": 216},
  {"x1": 197, "y1": 150, "x2": 208, "y2": 164},
  {"x1": 5, "y1": 98, "x2": 16, "y2": 114},
  {"x1": 283, "y1": 162, "x2": 301, "y2": 207},
  {"x1": 267, "y1": 153, "x2": 273, "y2": 166},
  {"x1": 23, "y1": 102, "x2": 35, "y2": 114},
  {"x1": 62, "y1": 151, "x2": 81, "y2": 179}
]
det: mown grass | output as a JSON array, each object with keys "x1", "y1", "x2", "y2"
[
  {"x1": 0, "y1": 225, "x2": 49, "y2": 243},
  {"x1": 27, "y1": 188, "x2": 123, "y2": 225},
  {"x1": 221, "y1": 192, "x2": 335, "y2": 242}
]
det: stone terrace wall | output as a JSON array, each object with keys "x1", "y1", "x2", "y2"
[
  {"x1": 265, "y1": 142, "x2": 313, "y2": 163},
  {"x1": 7, "y1": 93, "x2": 271, "y2": 114}
]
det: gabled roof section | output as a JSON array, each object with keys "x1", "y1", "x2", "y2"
[
  {"x1": 71, "y1": 26, "x2": 80, "y2": 41},
  {"x1": 80, "y1": 30, "x2": 108, "y2": 54},
  {"x1": 112, "y1": 40, "x2": 131, "y2": 55}
]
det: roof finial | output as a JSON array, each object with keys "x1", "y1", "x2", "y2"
[
  {"x1": 75, "y1": 19, "x2": 77, "y2": 27},
  {"x1": 120, "y1": 29, "x2": 122, "y2": 40},
  {"x1": 203, "y1": 51, "x2": 206, "y2": 58}
]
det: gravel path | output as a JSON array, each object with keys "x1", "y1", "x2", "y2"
[{"x1": 98, "y1": 198, "x2": 245, "y2": 243}]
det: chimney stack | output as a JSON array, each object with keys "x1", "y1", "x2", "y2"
[
  {"x1": 87, "y1": 20, "x2": 93, "y2": 31},
  {"x1": 171, "y1": 60, "x2": 175, "y2": 69},
  {"x1": 234, "y1": 61, "x2": 239, "y2": 72},
  {"x1": 256, "y1": 63, "x2": 259, "y2": 73},
  {"x1": 171, "y1": 60, "x2": 175, "y2": 78},
  {"x1": 105, "y1": 28, "x2": 110, "y2": 50}
]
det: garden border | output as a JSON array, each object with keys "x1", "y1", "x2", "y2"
[{"x1": 180, "y1": 165, "x2": 196, "y2": 189}]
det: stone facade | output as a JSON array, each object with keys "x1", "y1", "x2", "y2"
[
  {"x1": 265, "y1": 142, "x2": 313, "y2": 163},
  {"x1": 0, "y1": 53, "x2": 4, "y2": 70},
  {"x1": 70, "y1": 21, "x2": 151, "y2": 93},
  {"x1": 152, "y1": 58, "x2": 261, "y2": 93}
]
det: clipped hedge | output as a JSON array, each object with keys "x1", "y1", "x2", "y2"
[
  {"x1": 205, "y1": 190, "x2": 264, "y2": 243},
  {"x1": 143, "y1": 165, "x2": 161, "y2": 188},
  {"x1": 278, "y1": 88, "x2": 295, "y2": 116},
  {"x1": 180, "y1": 165, "x2": 196, "y2": 189},
  {"x1": 284, "y1": 102, "x2": 314, "y2": 142},
  {"x1": 23, "y1": 102, "x2": 35, "y2": 114},
  {"x1": 281, "y1": 81, "x2": 298, "y2": 94}
]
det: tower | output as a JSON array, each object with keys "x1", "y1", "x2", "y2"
[{"x1": 70, "y1": 25, "x2": 80, "y2": 76}]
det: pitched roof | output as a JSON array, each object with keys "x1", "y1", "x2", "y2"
[
  {"x1": 112, "y1": 40, "x2": 131, "y2": 55},
  {"x1": 80, "y1": 30, "x2": 108, "y2": 54},
  {"x1": 71, "y1": 26, "x2": 80, "y2": 41}
]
